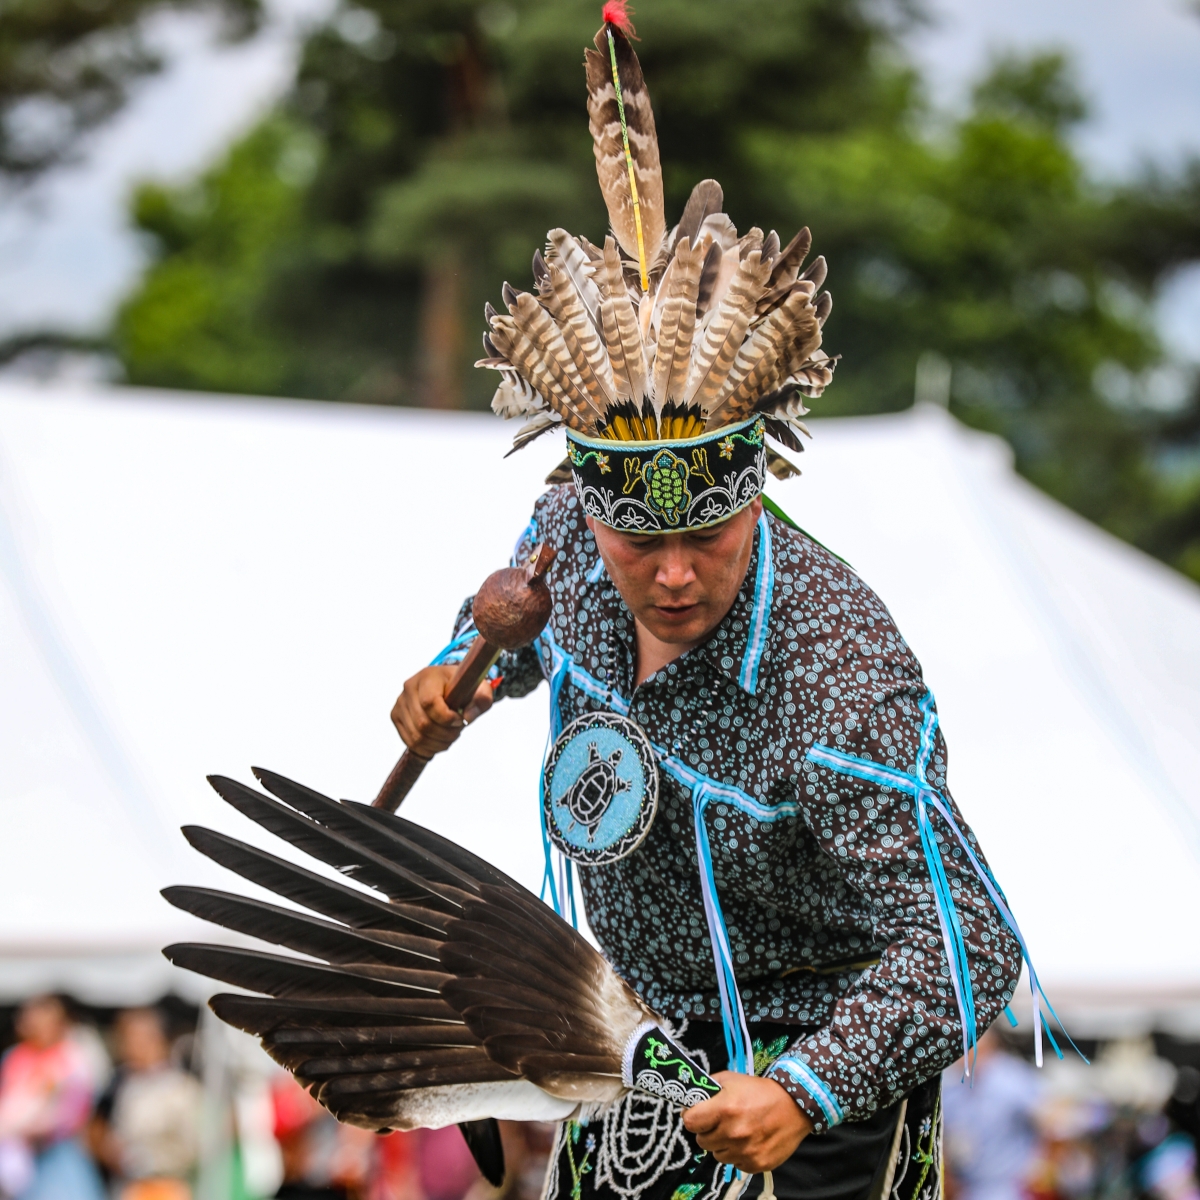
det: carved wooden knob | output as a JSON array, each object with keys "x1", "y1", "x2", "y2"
[{"x1": 470, "y1": 543, "x2": 555, "y2": 650}]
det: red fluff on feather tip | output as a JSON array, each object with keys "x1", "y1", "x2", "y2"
[{"x1": 602, "y1": 0, "x2": 637, "y2": 37}]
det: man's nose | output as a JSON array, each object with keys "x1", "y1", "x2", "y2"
[{"x1": 655, "y1": 545, "x2": 697, "y2": 589}]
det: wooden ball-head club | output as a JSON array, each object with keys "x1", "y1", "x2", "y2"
[{"x1": 372, "y1": 543, "x2": 556, "y2": 812}]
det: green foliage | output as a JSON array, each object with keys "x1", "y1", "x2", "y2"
[
  {"x1": 116, "y1": 120, "x2": 309, "y2": 394},
  {"x1": 0, "y1": 0, "x2": 260, "y2": 177},
  {"x1": 971, "y1": 50, "x2": 1088, "y2": 130},
  {"x1": 113, "y1": 0, "x2": 1200, "y2": 580}
]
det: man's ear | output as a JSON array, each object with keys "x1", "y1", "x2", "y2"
[
  {"x1": 749, "y1": 497, "x2": 764, "y2": 520},
  {"x1": 585, "y1": 516, "x2": 596, "y2": 534}
]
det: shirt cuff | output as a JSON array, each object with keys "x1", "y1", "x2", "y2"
[{"x1": 766, "y1": 1057, "x2": 844, "y2": 1132}]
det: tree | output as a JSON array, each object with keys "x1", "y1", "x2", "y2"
[
  {"x1": 116, "y1": 0, "x2": 918, "y2": 405},
  {"x1": 0, "y1": 0, "x2": 260, "y2": 179},
  {"x1": 112, "y1": 3, "x2": 1200, "y2": 582}
]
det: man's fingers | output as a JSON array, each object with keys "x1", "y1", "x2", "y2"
[
  {"x1": 681, "y1": 1097, "x2": 724, "y2": 1136},
  {"x1": 425, "y1": 694, "x2": 467, "y2": 728},
  {"x1": 390, "y1": 665, "x2": 473, "y2": 756},
  {"x1": 462, "y1": 680, "x2": 495, "y2": 725},
  {"x1": 418, "y1": 675, "x2": 469, "y2": 727}
]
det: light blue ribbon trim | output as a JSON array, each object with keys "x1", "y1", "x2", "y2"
[
  {"x1": 511, "y1": 518, "x2": 538, "y2": 566},
  {"x1": 535, "y1": 625, "x2": 797, "y2": 1079},
  {"x1": 770, "y1": 1058, "x2": 844, "y2": 1127},
  {"x1": 805, "y1": 691, "x2": 1081, "y2": 1071},
  {"x1": 538, "y1": 651, "x2": 574, "y2": 922},
  {"x1": 529, "y1": 517, "x2": 790, "y2": 1081},
  {"x1": 738, "y1": 514, "x2": 774, "y2": 695},
  {"x1": 430, "y1": 629, "x2": 478, "y2": 667}
]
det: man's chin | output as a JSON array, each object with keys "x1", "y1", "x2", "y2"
[{"x1": 643, "y1": 606, "x2": 713, "y2": 645}]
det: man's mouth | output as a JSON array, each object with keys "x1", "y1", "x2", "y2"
[{"x1": 653, "y1": 603, "x2": 700, "y2": 622}]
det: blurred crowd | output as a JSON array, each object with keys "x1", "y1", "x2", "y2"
[
  {"x1": 944, "y1": 1028, "x2": 1200, "y2": 1200},
  {"x1": 3, "y1": 995, "x2": 1199, "y2": 1200},
  {"x1": 0, "y1": 995, "x2": 552, "y2": 1200}
]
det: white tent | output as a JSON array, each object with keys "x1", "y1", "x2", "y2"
[{"x1": 1, "y1": 380, "x2": 1197, "y2": 1035}]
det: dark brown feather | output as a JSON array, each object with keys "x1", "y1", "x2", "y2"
[
  {"x1": 799, "y1": 254, "x2": 827, "y2": 289},
  {"x1": 179, "y1": 826, "x2": 448, "y2": 937},
  {"x1": 296, "y1": 1049, "x2": 514, "y2": 1082},
  {"x1": 252, "y1": 769, "x2": 487, "y2": 897},
  {"x1": 209, "y1": 993, "x2": 459, "y2": 1033},
  {"x1": 763, "y1": 417, "x2": 806, "y2": 453},
  {"x1": 161, "y1": 887, "x2": 442, "y2": 970},
  {"x1": 205, "y1": 776, "x2": 460, "y2": 910},
  {"x1": 768, "y1": 227, "x2": 812, "y2": 290},
  {"x1": 675, "y1": 180, "x2": 723, "y2": 250},
  {"x1": 348, "y1": 806, "x2": 519, "y2": 892},
  {"x1": 164, "y1": 944, "x2": 439, "y2": 1000},
  {"x1": 267, "y1": 1027, "x2": 477, "y2": 1052}
]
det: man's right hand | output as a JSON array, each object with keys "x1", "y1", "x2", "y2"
[{"x1": 390, "y1": 665, "x2": 495, "y2": 758}]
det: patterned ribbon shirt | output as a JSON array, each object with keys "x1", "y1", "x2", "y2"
[{"x1": 448, "y1": 484, "x2": 1022, "y2": 1133}]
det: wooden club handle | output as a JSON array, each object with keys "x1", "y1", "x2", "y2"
[{"x1": 372, "y1": 637, "x2": 501, "y2": 813}]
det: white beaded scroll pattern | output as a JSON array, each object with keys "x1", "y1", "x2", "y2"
[
  {"x1": 542, "y1": 1095, "x2": 699, "y2": 1200},
  {"x1": 597, "y1": 1093, "x2": 701, "y2": 1200}
]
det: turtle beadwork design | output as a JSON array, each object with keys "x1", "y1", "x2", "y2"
[
  {"x1": 642, "y1": 449, "x2": 691, "y2": 526},
  {"x1": 543, "y1": 711, "x2": 659, "y2": 865},
  {"x1": 563, "y1": 741, "x2": 632, "y2": 842}
]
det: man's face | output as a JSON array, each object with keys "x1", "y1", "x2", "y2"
[
  {"x1": 116, "y1": 1009, "x2": 170, "y2": 1072},
  {"x1": 15, "y1": 996, "x2": 68, "y2": 1050},
  {"x1": 586, "y1": 499, "x2": 762, "y2": 647}
]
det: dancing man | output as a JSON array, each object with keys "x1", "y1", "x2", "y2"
[{"x1": 388, "y1": 12, "x2": 1023, "y2": 1200}]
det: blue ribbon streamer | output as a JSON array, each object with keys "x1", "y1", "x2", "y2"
[
  {"x1": 538, "y1": 627, "x2": 761, "y2": 1075},
  {"x1": 806, "y1": 691, "x2": 1084, "y2": 1071},
  {"x1": 539, "y1": 652, "x2": 577, "y2": 924}
]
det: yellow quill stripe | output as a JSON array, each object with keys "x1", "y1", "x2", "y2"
[
  {"x1": 598, "y1": 412, "x2": 707, "y2": 441},
  {"x1": 607, "y1": 28, "x2": 649, "y2": 292}
]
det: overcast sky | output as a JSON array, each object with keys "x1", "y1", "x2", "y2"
[{"x1": 1, "y1": 0, "x2": 1198, "y2": 359}]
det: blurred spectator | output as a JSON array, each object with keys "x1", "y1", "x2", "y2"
[
  {"x1": 489, "y1": 1122, "x2": 556, "y2": 1200},
  {"x1": 270, "y1": 1073, "x2": 374, "y2": 1199},
  {"x1": 1167, "y1": 1066, "x2": 1200, "y2": 1148},
  {"x1": 0, "y1": 994, "x2": 105, "y2": 1200},
  {"x1": 89, "y1": 1007, "x2": 201, "y2": 1200},
  {"x1": 1139, "y1": 1133, "x2": 1200, "y2": 1200},
  {"x1": 369, "y1": 1130, "x2": 420, "y2": 1200},
  {"x1": 944, "y1": 1027, "x2": 1043, "y2": 1200}
]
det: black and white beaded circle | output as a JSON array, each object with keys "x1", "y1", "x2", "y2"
[{"x1": 542, "y1": 711, "x2": 659, "y2": 866}]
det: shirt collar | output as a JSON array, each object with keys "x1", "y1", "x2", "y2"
[
  {"x1": 687, "y1": 512, "x2": 774, "y2": 697},
  {"x1": 588, "y1": 512, "x2": 775, "y2": 699}
]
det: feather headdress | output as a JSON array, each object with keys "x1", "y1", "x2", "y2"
[{"x1": 477, "y1": 10, "x2": 837, "y2": 490}]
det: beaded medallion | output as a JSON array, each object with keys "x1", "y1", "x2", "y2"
[{"x1": 543, "y1": 712, "x2": 659, "y2": 865}]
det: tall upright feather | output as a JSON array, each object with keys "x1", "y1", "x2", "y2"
[{"x1": 584, "y1": 27, "x2": 665, "y2": 275}]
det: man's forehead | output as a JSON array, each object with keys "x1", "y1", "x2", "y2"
[{"x1": 598, "y1": 507, "x2": 748, "y2": 543}]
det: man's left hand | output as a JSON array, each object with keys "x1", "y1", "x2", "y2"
[{"x1": 682, "y1": 1072, "x2": 813, "y2": 1173}]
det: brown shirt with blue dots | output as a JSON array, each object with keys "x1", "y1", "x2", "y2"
[{"x1": 452, "y1": 484, "x2": 1021, "y2": 1131}]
